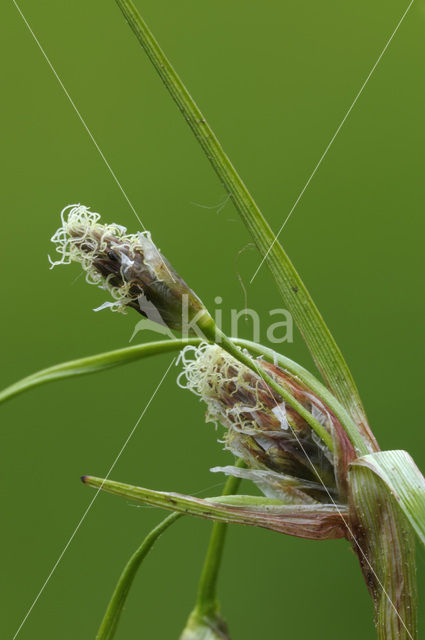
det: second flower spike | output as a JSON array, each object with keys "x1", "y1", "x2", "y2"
[{"x1": 178, "y1": 343, "x2": 356, "y2": 505}]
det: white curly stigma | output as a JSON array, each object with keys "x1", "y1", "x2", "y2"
[
  {"x1": 49, "y1": 204, "x2": 156, "y2": 313},
  {"x1": 177, "y1": 343, "x2": 269, "y2": 432}
]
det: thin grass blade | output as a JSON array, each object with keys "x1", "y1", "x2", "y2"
[
  {"x1": 0, "y1": 339, "x2": 199, "y2": 404},
  {"x1": 97, "y1": 512, "x2": 182, "y2": 640},
  {"x1": 114, "y1": 0, "x2": 375, "y2": 448}
]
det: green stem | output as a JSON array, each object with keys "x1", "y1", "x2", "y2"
[
  {"x1": 114, "y1": 0, "x2": 374, "y2": 449},
  {"x1": 194, "y1": 459, "x2": 246, "y2": 619},
  {"x1": 96, "y1": 512, "x2": 182, "y2": 640}
]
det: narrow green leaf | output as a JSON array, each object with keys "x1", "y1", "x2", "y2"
[
  {"x1": 115, "y1": 0, "x2": 375, "y2": 449},
  {"x1": 81, "y1": 475, "x2": 348, "y2": 540},
  {"x1": 0, "y1": 339, "x2": 199, "y2": 404},
  {"x1": 97, "y1": 512, "x2": 182, "y2": 640},
  {"x1": 351, "y1": 450, "x2": 425, "y2": 548}
]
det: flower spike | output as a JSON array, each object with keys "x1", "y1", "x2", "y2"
[
  {"x1": 178, "y1": 343, "x2": 356, "y2": 504},
  {"x1": 50, "y1": 204, "x2": 210, "y2": 332}
]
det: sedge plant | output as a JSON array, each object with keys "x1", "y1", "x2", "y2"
[{"x1": 2, "y1": 2, "x2": 425, "y2": 639}]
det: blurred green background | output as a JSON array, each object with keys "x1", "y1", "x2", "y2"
[{"x1": 1, "y1": 0, "x2": 424, "y2": 637}]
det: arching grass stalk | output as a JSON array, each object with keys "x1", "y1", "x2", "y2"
[
  {"x1": 96, "y1": 512, "x2": 182, "y2": 640},
  {"x1": 0, "y1": 339, "x2": 200, "y2": 404}
]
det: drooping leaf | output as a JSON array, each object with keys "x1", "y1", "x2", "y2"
[{"x1": 0, "y1": 339, "x2": 198, "y2": 404}]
